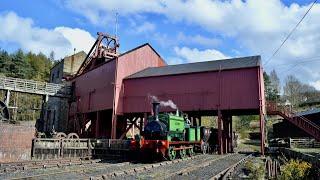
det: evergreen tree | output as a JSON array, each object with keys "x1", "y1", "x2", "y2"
[
  {"x1": 264, "y1": 71, "x2": 279, "y2": 101},
  {"x1": 11, "y1": 49, "x2": 32, "y2": 79},
  {"x1": 0, "y1": 49, "x2": 12, "y2": 76}
]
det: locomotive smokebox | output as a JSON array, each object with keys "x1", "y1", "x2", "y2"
[{"x1": 152, "y1": 101, "x2": 160, "y2": 121}]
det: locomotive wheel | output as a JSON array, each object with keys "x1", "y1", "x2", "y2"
[
  {"x1": 179, "y1": 149, "x2": 187, "y2": 159},
  {"x1": 167, "y1": 147, "x2": 176, "y2": 161},
  {"x1": 201, "y1": 142, "x2": 209, "y2": 154},
  {"x1": 188, "y1": 148, "x2": 195, "y2": 157}
]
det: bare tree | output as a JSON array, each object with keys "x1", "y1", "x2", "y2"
[
  {"x1": 270, "y1": 69, "x2": 280, "y2": 93},
  {"x1": 283, "y1": 75, "x2": 302, "y2": 106}
]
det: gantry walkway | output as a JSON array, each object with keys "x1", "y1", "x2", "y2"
[
  {"x1": 267, "y1": 102, "x2": 320, "y2": 141},
  {"x1": 0, "y1": 76, "x2": 71, "y2": 98}
]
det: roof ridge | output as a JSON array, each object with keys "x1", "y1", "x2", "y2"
[
  {"x1": 143, "y1": 55, "x2": 260, "y2": 69},
  {"x1": 125, "y1": 55, "x2": 261, "y2": 80}
]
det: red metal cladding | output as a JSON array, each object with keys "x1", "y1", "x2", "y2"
[
  {"x1": 115, "y1": 44, "x2": 166, "y2": 115},
  {"x1": 121, "y1": 67, "x2": 261, "y2": 113},
  {"x1": 72, "y1": 59, "x2": 116, "y2": 113},
  {"x1": 71, "y1": 44, "x2": 165, "y2": 115}
]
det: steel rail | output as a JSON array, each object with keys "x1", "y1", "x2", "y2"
[
  {"x1": 92, "y1": 154, "x2": 206, "y2": 180},
  {"x1": 210, "y1": 153, "x2": 253, "y2": 180},
  {"x1": 0, "y1": 160, "x2": 101, "y2": 174},
  {"x1": 163, "y1": 154, "x2": 232, "y2": 178},
  {"x1": 6, "y1": 160, "x2": 129, "y2": 180}
]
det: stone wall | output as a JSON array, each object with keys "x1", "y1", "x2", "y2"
[
  {"x1": 0, "y1": 124, "x2": 35, "y2": 162},
  {"x1": 45, "y1": 97, "x2": 69, "y2": 132}
]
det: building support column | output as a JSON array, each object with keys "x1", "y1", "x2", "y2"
[
  {"x1": 218, "y1": 110, "x2": 223, "y2": 154},
  {"x1": 139, "y1": 116, "x2": 143, "y2": 135},
  {"x1": 196, "y1": 112, "x2": 201, "y2": 127},
  {"x1": 95, "y1": 111, "x2": 100, "y2": 138},
  {"x1": 42, "y1": 94, "x2": 49, "y2": 132},
  {"x1": 260, "y1": 112, "x2": 265, "y2": 156},
  {"x1": 222, "y1": 115, "x2": 228, "y2": 154},
  {"x1": 5, "y1": 90, "x2": 10, "y2": 106},
  {"x1": 229, "y1": 117, "x2": 234, "y2": 153},
  {"x1": 111, "y1": 115, "x2": 117, "y2": 139},
  {"x1": 143, "y1": 113, "x2": 148, "y2": 124},
  {"x1": 258, "y1": 66, "x2": 265, "y2": 156}
]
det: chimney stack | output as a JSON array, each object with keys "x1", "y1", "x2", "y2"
[{"x1": 152, "y1": 102, "x2": 160, "y2": 121}]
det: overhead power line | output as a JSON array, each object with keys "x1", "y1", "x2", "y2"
[
  {"x1": 278, "y1": 57, "x2": 320, "y2": 75},
  {"x1": 263, "y1": 0, "x2": 318, "y2": 66}
]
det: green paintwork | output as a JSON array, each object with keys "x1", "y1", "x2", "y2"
[
  {"x1": 152, "y1": 113, "x2": 201, "y2": 142},
  {"x1": 196, "y1": 127, "x2": 201, "y2": 141},
  {"x1": 168, "y1": 115, "x2": 185, "y2": 132},
  {"x1": 187, "y1": 128, "x2": 196, "y2": 141}
]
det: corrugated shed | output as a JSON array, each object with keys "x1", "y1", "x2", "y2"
[
  {"x1": 115, "y1": 44, "x2": 166, "y2": 115},
  {"x1": 74, "y1": 60, "x2": 116, "y2": 113},
  {"x1": 122, "y1": 67, "x2": 261, "y2": 113},
  {"x1": 126, "y1": 56, "x2": 260, "y2": 79},
  {"x1": 71, "y1": 43, "x2": 165, "y2": 115}
]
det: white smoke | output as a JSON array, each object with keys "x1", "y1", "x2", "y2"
[
  {"x1": 160, "y1": 100, "x2": 177, "y2": 110},
  {"x1": 149, "y1": 95, "x2": 159, "y2": 102},
  {"x1": 148, "y1": 94, "x2": 178, "y2": 110}
]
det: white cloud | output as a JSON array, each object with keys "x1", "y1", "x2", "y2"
[
  {"x1": 64, "y1": 0, "x2": 164, "y2": 25},
  {"x1": 62, "y1": 0, "x2": 320, "y2": 88},
  {"x1": 54, "y1": 27, "x2": 95, "y2": 54},
  {"x1": 131, "y1": 21, "x2": 156, "y2": 34},
  {"x1": 177, "y1": 32, "x2": 220, "y2": 47},
  {"x1": 166, "y1": 56, "x2": 184, "y2": 65},
  {"x1": 173, "y1": 46, "x2": 229, "y2": 63},
  {"x1": 0, "y1": 11, "x2": 95, "y2": 59},
  {"x1": 310, "y1": 80, "x2": 320, "y2": 91}
]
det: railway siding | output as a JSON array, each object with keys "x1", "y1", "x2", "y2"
[{"x1": 1, "y1": 153, "x2": 255, "y2": 179}]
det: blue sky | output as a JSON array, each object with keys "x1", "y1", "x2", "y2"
[{"x1": 0, "y1": 0, "x2": 320, "y2": 89}]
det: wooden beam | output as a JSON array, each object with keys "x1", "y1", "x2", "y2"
[{"x1": 119, "y1": 118, "x2": 138, "y2": 139}]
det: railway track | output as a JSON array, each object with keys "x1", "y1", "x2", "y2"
[
  {"x1": 112, "y1": 153, "x2": 253, "y2": 180},
  {"x1": 172, "y1": 153, "x2": 253, "y2": 180},
  {"x1": 0, "y1": 158, "x2": 100, "y2": 173},
  {"x1": 0, "y1": 157, "x2": 126, "y2": 179},
  {"x1": 1, "y1": 153, "x2": 254, "y2": 179},
  {"x1": 1, "y1": 154, "x2": 206, "y2": 179}
]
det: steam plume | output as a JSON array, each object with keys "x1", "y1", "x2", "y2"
[
  {"x1": 160, "y1": 100, "x2": 177, "y2": 109},
  {"x1": 148, "y1": 94, "x2": 178, "y2": 110}
]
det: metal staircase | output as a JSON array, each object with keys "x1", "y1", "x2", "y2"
[
  {"x1": 267, "y1": 102, "x2": 320, "y2": 141},
  {"x1": 0, "y1": 76, "x2": 71, "y2": 97}
]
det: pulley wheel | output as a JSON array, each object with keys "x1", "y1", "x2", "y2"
[{"x1": 67, "y1": 133, "x2": 79, "y2": 139}]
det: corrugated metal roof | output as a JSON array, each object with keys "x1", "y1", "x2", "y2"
[
  {"x1": 295, "y1": 108, "x2": 320, "y2": 117},
  {"x1": 126, "y1": 55, "x2": 261, "y2": 79}
]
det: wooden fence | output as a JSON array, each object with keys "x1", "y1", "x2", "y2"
[{"x1": 289, "y1": 138, "x2": 320, "y2": 148}]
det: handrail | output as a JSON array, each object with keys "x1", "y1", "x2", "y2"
[
  {"x1": 0, "y1": 76, "x2": 71, "y2": 97},
  {"x1": 267, "y1": 101, "x2": 320, "y2": 140},
  {"x1": 297, "y1": 115, "x2": 320, "y2": 130}
]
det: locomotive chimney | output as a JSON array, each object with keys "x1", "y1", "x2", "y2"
[{"x1": 152, "y1": 102, "x2": 160, "y2": 121}]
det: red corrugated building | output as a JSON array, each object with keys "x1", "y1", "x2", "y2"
[
  {"x1": 68, "y1": 37, "x2": 265, "y2": 154},
  {"x1": 68, "y1": 43, "x2": 166, "y2": 139}
]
